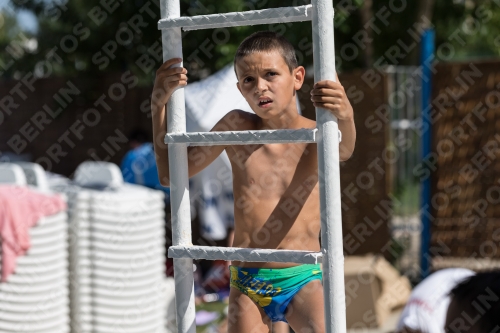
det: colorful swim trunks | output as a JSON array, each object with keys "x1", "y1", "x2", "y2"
[{"x1": 229, "y1": 264, "x2": 322, "y2": 322}]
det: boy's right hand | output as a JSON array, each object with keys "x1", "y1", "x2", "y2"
[{"x1": 151, "y1": 58, "x2": 188, "y2": 109}]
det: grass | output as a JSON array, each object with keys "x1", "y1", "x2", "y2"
[{"x1": 195, "y1": 301, "x2": 228, "y2": 333}]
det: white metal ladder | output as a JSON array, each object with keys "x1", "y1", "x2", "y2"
[{"x1": 157, "y1": 1, "x2": 346, "y2": 332}]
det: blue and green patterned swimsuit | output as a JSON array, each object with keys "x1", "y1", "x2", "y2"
[{"x1": 229, "y1": 264, "x2": 323, "y2": 323}]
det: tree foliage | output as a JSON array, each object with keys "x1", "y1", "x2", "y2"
[
  {"x1": 3, "y1": 0, "x2": 500, "y2": 83},
  {"x1": 433, "y1": 0, "x2": 500, "y2": 61},
  {"x1": 0, "y1": 8, "x2": 38, "y2": 77}
]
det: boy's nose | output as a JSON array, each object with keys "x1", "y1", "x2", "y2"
[{"x1": 255, "y1": 77, "x2": 268, "y2": 94}]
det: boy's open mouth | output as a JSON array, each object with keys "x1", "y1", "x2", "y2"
[{"x1": 258, "y1": 98, "x2": 273, "y2": 108}]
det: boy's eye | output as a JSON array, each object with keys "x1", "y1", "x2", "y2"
[
  {"x1": 267, "y1": 72, "x2": 277, "y2": 76},
  {"x1": 243, "y1": 77, "x2": 254, "y2": 83}
]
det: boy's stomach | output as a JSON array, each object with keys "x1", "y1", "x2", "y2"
[{"x1": 230, "y1": 199, "x2": 321, "y2": 269}]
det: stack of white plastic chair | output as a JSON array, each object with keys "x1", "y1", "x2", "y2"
[
  {"x1": 0, "y1": 163, "x2": 70, "y2": 333},
  {"x1": 59, "y1": 162, "x2": 166, "y2": 333}
]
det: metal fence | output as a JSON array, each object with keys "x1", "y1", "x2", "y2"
[{"x1": 385, "y1": 65, "x2": 423, "y2": 282}]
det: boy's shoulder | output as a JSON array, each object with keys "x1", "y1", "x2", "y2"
[
  {"x1": 214, "y1": 110, "x2": 316, "y2": 132},
  {"x1": 214, "y1": 109, "x2": 261, "y2": 132},
  {"x1": 299, "y1": 116, "x2": 316, "y2": 129}
]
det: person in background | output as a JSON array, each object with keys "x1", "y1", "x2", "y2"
[
  {"x1": 120, "y1": 129, "x2": 170, "y2": 199},
  {"x1": 445, "y1": 270, "x2": 500, "y2": 333},
  {"x1": 397, "y1": 268, "x2": 475, "y2": 333}
]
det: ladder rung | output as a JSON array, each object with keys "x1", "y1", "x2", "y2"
[
  {"x1": 158, "y1": 5, "x2": 312, "y2": 31},
  {"x1": 164, "y1": 129, "x2": 318, "y2": 146},
  {"x1": 168, "y1": 245, "x2": 323, "y2": 264}
]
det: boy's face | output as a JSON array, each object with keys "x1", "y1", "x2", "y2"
[{"x1": 235, "y1": 51, "x2": 304, "y2": 119}]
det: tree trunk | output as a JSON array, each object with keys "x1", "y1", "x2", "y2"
[
  {"x1": 417, "y1": 0, "x2": 436, "y2": 28},
  {"x1": 359, "y1": 0, "x2": 374, "y2": 68},
  {"x1": 411, "y1": 0, "x2": 436, "y2": 64}
]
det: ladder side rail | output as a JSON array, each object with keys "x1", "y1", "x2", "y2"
[
  {"x1": 161, "y1": 1, "x2": 196, "y2": 333},
  {"x1": 312, "y1": 1, "x2": 347, "y2": 333}
]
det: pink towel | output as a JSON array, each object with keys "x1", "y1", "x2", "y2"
[{"x1": 0, "y1": 185, "x2": 66, "y2": 282}]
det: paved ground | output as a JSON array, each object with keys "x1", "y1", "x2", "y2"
[{"x1": 347, "y1": 309, "x2": 403, "y2": 333}]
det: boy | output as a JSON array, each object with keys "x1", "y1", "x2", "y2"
[{"x1": 151, "y1": 31, "x2": 356, "y2": 333}]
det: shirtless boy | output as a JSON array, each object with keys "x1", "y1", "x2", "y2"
[{"x1": 151, "y1": 31, "x2": 356, "y2": 333}]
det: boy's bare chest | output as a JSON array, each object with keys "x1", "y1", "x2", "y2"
[{"x1": 227, "y1": 143, "x2": 317, "y2": 196}]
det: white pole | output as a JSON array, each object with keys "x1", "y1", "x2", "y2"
[
  {"x1": 160, "y1": 1, "x2": 196, "y2": 333},
  {"x1": 311, "y1": 1, "x2": 347, "y2": 333}
]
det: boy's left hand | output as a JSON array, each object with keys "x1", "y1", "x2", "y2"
[{"x1": 310, "y1": 79, "x2": 354, "y2": 121}]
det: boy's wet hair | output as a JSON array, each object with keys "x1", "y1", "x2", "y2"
[
  {"x1": 234, "y1": 31, "x2": 298, "y2": 75},
  {"x1": 449, "y1": 271, "x2": 500, "y2": 333}
]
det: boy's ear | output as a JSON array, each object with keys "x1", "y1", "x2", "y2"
[
  {"x1": 294, "y1": 66, "x2": 305, "y2": 90},
  {"x1": 236, "y1": 82, "x2": 241, "y2": 94}
]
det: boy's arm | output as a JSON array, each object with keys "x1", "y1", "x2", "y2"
[
  {"x1": 184, "y1": 110, "x2": 246, "y2": 178},
  {"x1": 310, "y1": 79, "x2": 356, "y2": 161},
  {"x1": 151, "y1": 58, "x2": 186, "y2": 186},
  {"x1": 151, "y1": 59, "x2": 243, "y2": 186},
  {"x1": 337, "y1": 115, "x2": 356, "y2": 161}
]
